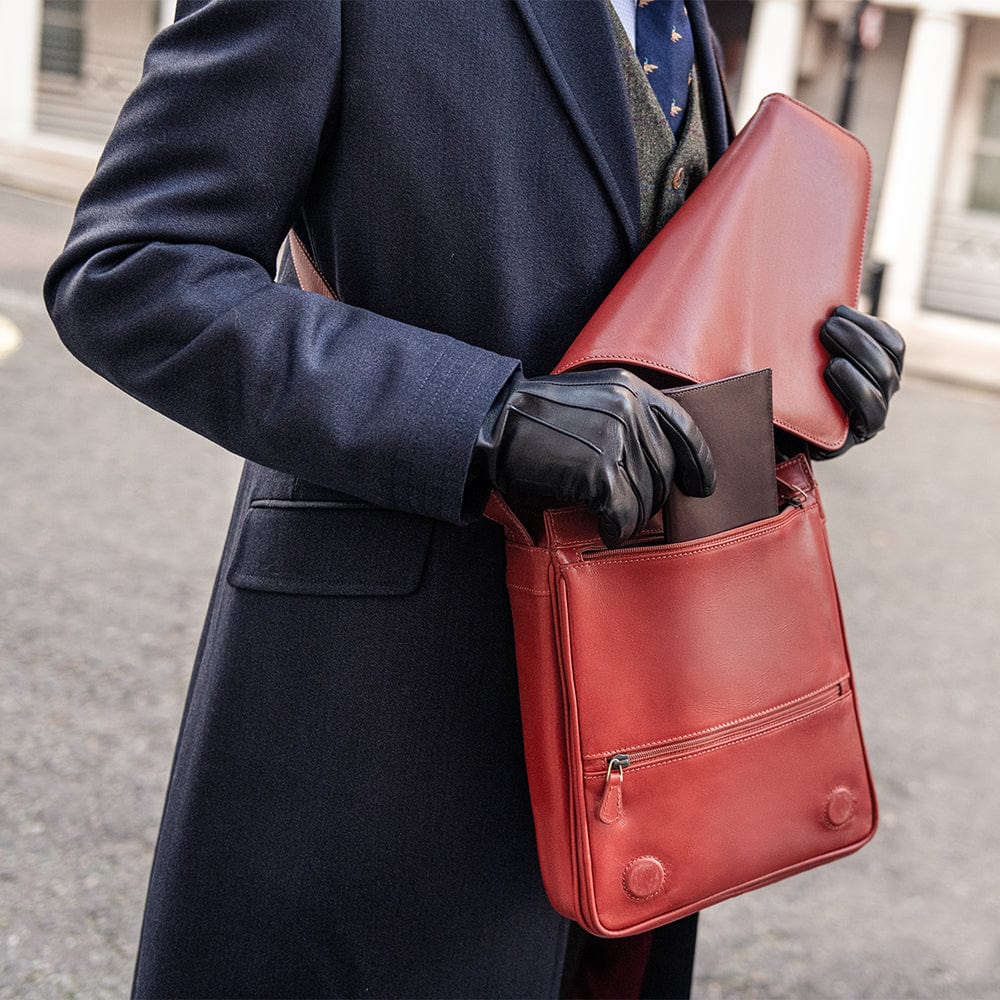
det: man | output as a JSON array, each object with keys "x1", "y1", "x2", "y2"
[{"x1": 44, "y1": 2, "x2": 902, "y2": 996}]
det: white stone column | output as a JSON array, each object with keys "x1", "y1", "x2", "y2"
[
  {"x1": 158, "y1": 0, "x2": 176, "y2": 30},
  {"x1": 0, "y1": 0, "x2": 43, "y2": 142},
  {"x1": 871, "y1": 6, "x2": 965, "y2": 321},
  {"x1": 735, "y1": 0, "x2": 807, "y2": 129}
]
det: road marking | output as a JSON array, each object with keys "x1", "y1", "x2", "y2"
[{"x1": 0, "y1": 316, "x2": 23, "y2": 362}]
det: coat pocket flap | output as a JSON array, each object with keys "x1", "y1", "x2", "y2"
[{"x1": 227, "y1": 500, "x2": 433, "y2": 597}]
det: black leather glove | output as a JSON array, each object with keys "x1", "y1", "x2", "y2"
[
  {"x1": 475, "y1": 368, "x2": 715, "y2": 548},
  {"x1": 809, "y1": 305, "x2": 905, "y2": 460}
]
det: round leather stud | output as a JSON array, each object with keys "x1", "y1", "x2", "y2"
[
  {"x1": 824, "y1": 787, "x2": 856, "y2": 828},
  {"x1": 623, "y1": 856, "x2": 666, "y2": 901}
]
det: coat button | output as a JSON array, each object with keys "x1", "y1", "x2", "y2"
[{"x1": 671, "y1": 166, "x2": 685, "y2": 190}]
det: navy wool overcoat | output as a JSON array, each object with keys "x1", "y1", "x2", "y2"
[{"x1": 45, "y1": 1, "x2": 732, "y2": 996}]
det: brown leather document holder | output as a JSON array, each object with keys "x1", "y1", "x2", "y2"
[
  {"x1": 663, "y1": 369, "x2": 777, "y2": 542},
  {"x1": 556, "y1": 93, "x2": 871, "y2": 454}
]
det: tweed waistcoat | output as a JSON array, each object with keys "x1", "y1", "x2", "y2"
[{"x1": 606, "y1": 0, "x2": 710, "y2": 247}]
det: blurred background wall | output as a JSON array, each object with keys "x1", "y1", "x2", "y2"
[{"x1": 2, "y1": 0, "x2": 999, "y2": 384}]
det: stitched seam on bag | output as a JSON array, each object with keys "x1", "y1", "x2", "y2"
[
  {"x1": 581, "y1": 675, "x2": 850, "y2": 760},
  {"x1": 566, "y1": 503, "x2": 812, "y2": 569},
  {"x1": 547, "y1": 508, "x2": 582, "y2": 548},
  {"x1": 551, "y1": 514, "x2": 587, "y2": 548},
  {"x1": 547, "y1": 510, "x2": 661, "y2": 549},
  {"x1": 776, "y1": 417, "x2": 840, "y2": 451},
  {"x1": 548, "y1": 507, "x2": 593, "y2": 547},
  {"x1": 776, "y1": 453, "x2": 814, "y2": 494},
  {"x1": 558, "y1": 352, "x2": 698, "y2": 383},
  {"x1": 777, "y1": 453, "x2": 809, "y2": 478},
  {"x1": 507, "y1": 583, "x2": 551, "y2": 596},
  {"x1": 581, "y1": 696, "x2": 850, "y2": 776},
  {"x1": 599, "y1": 779, "x2": 622, "y2": 824}
]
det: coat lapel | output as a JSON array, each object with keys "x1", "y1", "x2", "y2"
[{"x1": 514, "y1": 0, "x2": 641, "y2": 252}]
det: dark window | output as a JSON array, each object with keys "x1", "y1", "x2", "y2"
[
  {"x1": 39, "y1": 0, "x2": 84, "y2": 78},
  {"x1": 970, "y1": 77, "x2": 1000, "y2": 213}
]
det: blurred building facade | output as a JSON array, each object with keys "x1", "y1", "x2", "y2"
[
  {"x1": 1, "y1": 0, "x2": 998, "y2": 357},
  {"x1": 0, "y1": 0, "x2": 172, "y2": 199},
  {"x1": 714, "y1": 0, "x2": 1000, "y2": 335}
]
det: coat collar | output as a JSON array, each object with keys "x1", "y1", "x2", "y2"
[
  {"x1": 513, "y1": 0, "x2": 732, "y2": 256},
  {"x1": 513, "y1": 0, "x2": 641, "y2": 253}
]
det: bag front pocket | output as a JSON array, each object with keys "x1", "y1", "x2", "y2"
[
  {"x1": 585, "y1": 677, "x2": 850, "y2": 826},
  {"x1": 578, "y1": 684, "x2": 875, "y2": 935}
]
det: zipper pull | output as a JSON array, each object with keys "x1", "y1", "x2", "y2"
[{"x1": 599, "y1": 754, "x2": 630, "y2": 825}]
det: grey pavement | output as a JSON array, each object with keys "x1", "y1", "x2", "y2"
[{"x1": 1, "y1": 187, "x2": 998, "y2": 998}]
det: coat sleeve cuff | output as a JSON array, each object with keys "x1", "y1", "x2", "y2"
[{"x1": 393, "y1": 345, "x2": 521, "y2": 524}]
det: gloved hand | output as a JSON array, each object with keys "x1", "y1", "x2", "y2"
[
  {"x1": 476, "y1": 368, "x2": 715, "y2": 548},
  {"x1": 811, "y1": 305, "x2": 905, "y2": 460}
]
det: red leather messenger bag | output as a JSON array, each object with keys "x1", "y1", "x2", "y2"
[{"x1": 483, "y1": 95, "x2": 878, "y2": 936}]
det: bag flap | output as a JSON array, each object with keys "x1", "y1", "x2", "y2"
[{"x1": 554, "y1": 94, "x2": 871, "y2": 452}]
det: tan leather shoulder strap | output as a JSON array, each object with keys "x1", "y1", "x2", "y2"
[{"x1": 287, "y1": 229, "x2": 337, "y2": 299}]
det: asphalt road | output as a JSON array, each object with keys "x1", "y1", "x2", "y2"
[{"x1": 1, "y1": 188, "x2": 998, "y2": 998}]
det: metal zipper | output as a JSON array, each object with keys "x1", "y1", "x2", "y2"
[{"x1": 593, "y1": 679, "x2": 848, "y2": 824}]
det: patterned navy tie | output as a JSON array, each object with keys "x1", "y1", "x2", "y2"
[{"x1": 634, "y1": 0, "x2": 695, "y2": 137}]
